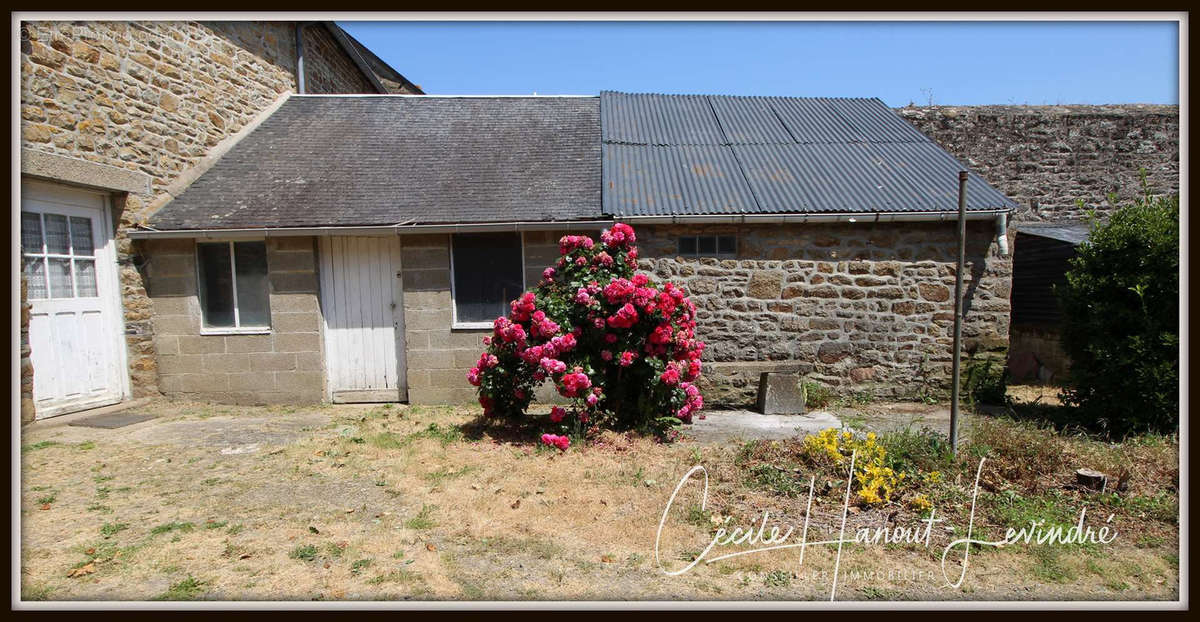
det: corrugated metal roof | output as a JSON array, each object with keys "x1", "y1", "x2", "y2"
[{"x1": 601, "y1": 91, "x2": 1018, "y2": 216}]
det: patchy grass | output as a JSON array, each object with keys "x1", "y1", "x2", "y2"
[
  {"x1": 18, "y1": 400, "x2": 1179, "y2": 601},
  {"x1": 22, "y1": 440, "x2": 58, "y2": 453},
  {"x1": 289, "y1": 544, "x2": 319, "y2": 562},
  {"x1": 150, "y1": 521, "x2": 195, "y2": 536},
  {"x1": 404, "y1": 504, "x2": 437, "y2": 530},
  {"x1": 155, "y1": 576, "x2": 205, "y2": 601},
  {"x1": 99, "y1": 522, "x2": 128, "y2": 538}
]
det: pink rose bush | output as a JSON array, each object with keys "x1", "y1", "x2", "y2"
[{"x1": 467, "y1": 223, "x2": 704, "y2": 442}]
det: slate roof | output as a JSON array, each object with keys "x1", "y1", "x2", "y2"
[
  {"x1": 146, "y1": 96, "x2": 602, "y2": 230},
  {"x1": 145, "y1": 91, "x2": 1017, "y2": 232},
  {"x1": 600, "y1": 91, "x2": 1018, "y2": 216}
]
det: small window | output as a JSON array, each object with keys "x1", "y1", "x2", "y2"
[
  {"x1": 196, "y1": 241, "x2": 270, "y2": 331},
  {"x1": 451, "y1": 233, "x2": 524, "y2": 327},
  {"x1": 677, "y1": 235, "x2": 737, "y2": 258},
  {"x1": 21, "y1": 211, "x2": 99, "y2": 300}
]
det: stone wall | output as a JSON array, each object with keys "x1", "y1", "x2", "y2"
[
  {"x1": 636, "y1": 223, "x2": 1011, "y2": 406},
  {"x1": 1008, "y1": 323, "x2": 1071, "y2": 385},
  {"x1": 19, "y1": 20, "x2": 383, "y2": 411},
  {"x1": 143, "y1": 237, "x2": 325, "y2": 404},
  {"x1": 301, "y1": 24, "x2": 378, "y2": 95},
  {"x1": 898, "y1": 104, "x2": 1179, "y2": 222}
]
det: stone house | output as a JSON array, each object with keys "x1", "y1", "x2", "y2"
[
  {"x1": 122, "y1": 91, "x2": 1016, "y2": 409},
  {"x1": 18, "y1": 20, "x2": 421, "y2": 421}
]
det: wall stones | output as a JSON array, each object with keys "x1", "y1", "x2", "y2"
[
  {"x1": 898, "y1": 104, "x2": 1179, "y2": 222},
  {"x1": 20, "y1": 20, "x2": 383, "y2": 407},
  {"x1": 637, "y1": 222, "x2": 1010, "y2": 405}
]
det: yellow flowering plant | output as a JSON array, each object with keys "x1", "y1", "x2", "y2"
[{"x1": 799, "y1": 428, "x2": 903, "y2": 506}]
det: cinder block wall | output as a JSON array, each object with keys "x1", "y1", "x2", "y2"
[
  {"x1": 399, "y1": 234, "x2": 480, "y2": 405},
  {"x1": 144, "y1": 236, "x2": 325, "y2": 404},
  {"x1": 399, "y1": 230, "x2": 598, "y2": 405}
]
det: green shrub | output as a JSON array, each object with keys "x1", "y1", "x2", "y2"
[
  {"x1": 803, "y1": 382, "x2": 833, "y2": 409},
  {"x1": 964, "y1": 356, "x2": 1008, "y2": 408},
  {"x1": 1057, "y1": 193, "x2": 1179, "y2": 435}
]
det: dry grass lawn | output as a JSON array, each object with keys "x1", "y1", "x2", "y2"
[{"x1": 19, "y1": 398, "x2": 1179, "y2": 602}]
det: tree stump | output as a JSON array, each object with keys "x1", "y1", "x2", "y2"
[{"x1": 1075, "y1": 468, "x2": 1108, "y2": 492}]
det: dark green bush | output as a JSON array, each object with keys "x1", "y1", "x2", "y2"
[
  {"x1": 965, "y1": 355, "x2": 1008, "y2": 408},
  {"x1": 1057, "y1": 194, "x2": 1179, "y2": 435}
]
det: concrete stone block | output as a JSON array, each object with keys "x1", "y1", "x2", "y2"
[
  {"x1": 401, "y1": 247, "x2": 450, "y2": 270},
  {"x1": 157, "y1": 353, "x2": 203, "y2": 375},
  {"x1": 273, "y1": 332, "x2": 321, "y2": 353},
  {"x1": 204, "y1": 352, "x2": 250, "y2": 373},
  {"x1": 269, "y1": 272, "x2": 318, "y2": 294},
  {"x1": 271, "y1": 311, "x2": 319, "y2": 334},
  {"x1": 267, "y1": 252, "x2": 316, "y2": 274},
  {"x1": 756, "y1": 372, "x2": 807, "y2": 415},
  {"x1": 296, "y1": 351, "x2": 324, "y2": 372},
  {"x1": 151, "y1": 314, "x2": 195, "y2": 336},
  {"x1": 407, "y1": 308, "x2": 451, "y2": 331},
  {"x1": 178, "y1": 335, "x2": 226, "y2": 355},
  {"x1": 275, "y1": 371, "x2": 324, "y2": 393},
  {"x1": 248, "y1": 352, "x2": 297, "y2": 372},
  {"x1": 224, "y1": 334, "x2": 274, "y2": 353},
  {"x1": 271, "y1": 293, "x2": 319, "y2": 314},
  {"x1": 402, "y1": 269, "x2": 451, "y2": 291}
]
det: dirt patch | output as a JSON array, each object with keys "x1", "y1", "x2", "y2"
[{"x1": 19, "y1": 400, "x2": 1179, "y2": 602}]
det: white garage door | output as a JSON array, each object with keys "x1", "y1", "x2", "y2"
[{"x1": 21, "y1": 180, "x2": 129, "y2": 418}]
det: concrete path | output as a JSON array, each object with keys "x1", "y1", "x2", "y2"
[
  {"x1": 683, "y1": 409, "x2": 841, "y2": 444},
  {"x1": 684, "y1": 402, "x2": 959, "y2": 444}
]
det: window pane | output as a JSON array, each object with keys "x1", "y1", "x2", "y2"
[
  {"x1": 233, "y1": 241, "x2": 270, "y2": 327},
  {"x1": 48, "y1": 258, "x2": 74, "y2": 298},
  {"x1": 197, "y1": 242, "x2": 235, "y2": 328},
  {"x1": 718, "y1": 236, "x2": 736, "y2": 255},
  {"x1": 21, "y1": 212, "x2": 43, "y2": 252},
  {"x1": 452, "y1": 233, "x2": 523, "y2": 324},
  {"x1": 23, "y1": 257, "x2": 46, "y2": 299},
  {"x1": 44, "y1": 214, "x2": 70, "y2": 254},
  {"x1": 678, "y1": 237, "x2": 697, "y2": 255},
  {"x1": 697, "y1": 236, "x2": 717, "y2": 254},
  {"x1": 70, "y1": 217, "x2": 95, "y2": 256},
  {"x1": 75, "y1": 259, "x2": 98, "y2": 297}
]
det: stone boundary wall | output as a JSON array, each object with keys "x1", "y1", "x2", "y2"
[
  {"x1": 636, "y1": 222, "x2": 1010, "y2": 406},
  {"x1": 19, "y1": 20, "x2": 382, "y2": 417},
  {"x1": 898, "y1": 104, "x2": 1179, "y2": 223},
  {"x1": 143, "y1": 237, "x2": 325, "y2": 404}
]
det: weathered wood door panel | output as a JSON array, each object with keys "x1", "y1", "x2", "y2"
[
  {"x1": 21, "y1": 181, "x2": 128, "y2": 418},
  {"x1": 318, "y1": 236, "x2": 406, "y2": 402}
]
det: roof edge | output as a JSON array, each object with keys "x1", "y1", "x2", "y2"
[{"x1": 326, "y1": 22, "x2": 424, "y2": 95}]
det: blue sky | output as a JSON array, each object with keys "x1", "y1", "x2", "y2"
[{"x1": 338, "y1": 20, "x2": 1179, "y2": 106}]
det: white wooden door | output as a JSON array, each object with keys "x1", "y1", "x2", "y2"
[
  {"x1": 21, "y1": 181, "x2": 128, "y2": 418},
  {"x1": 318, "y1": 236, "x2": 406, "y2": 402}
]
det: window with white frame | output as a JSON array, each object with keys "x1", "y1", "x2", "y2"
[
  {"x1": 196, "y1": 241, "x2": 271, "y2": 331},
  {"x1": 21, "y1": 211, "x2": 99, "y2": 299},
  {"x1": 450, "y1": 232, "x2": 524, "y2": 327},
  {"x1": 677, "y1": 234, "x2": 737, "y2": 258}
]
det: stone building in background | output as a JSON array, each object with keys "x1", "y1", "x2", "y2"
[
  {"x1": 899, "y1": 104, "x2": 1180, "y2": 383},
  {"x1": 18, "y1": 21, "x2": 421, "y2": 422}
]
